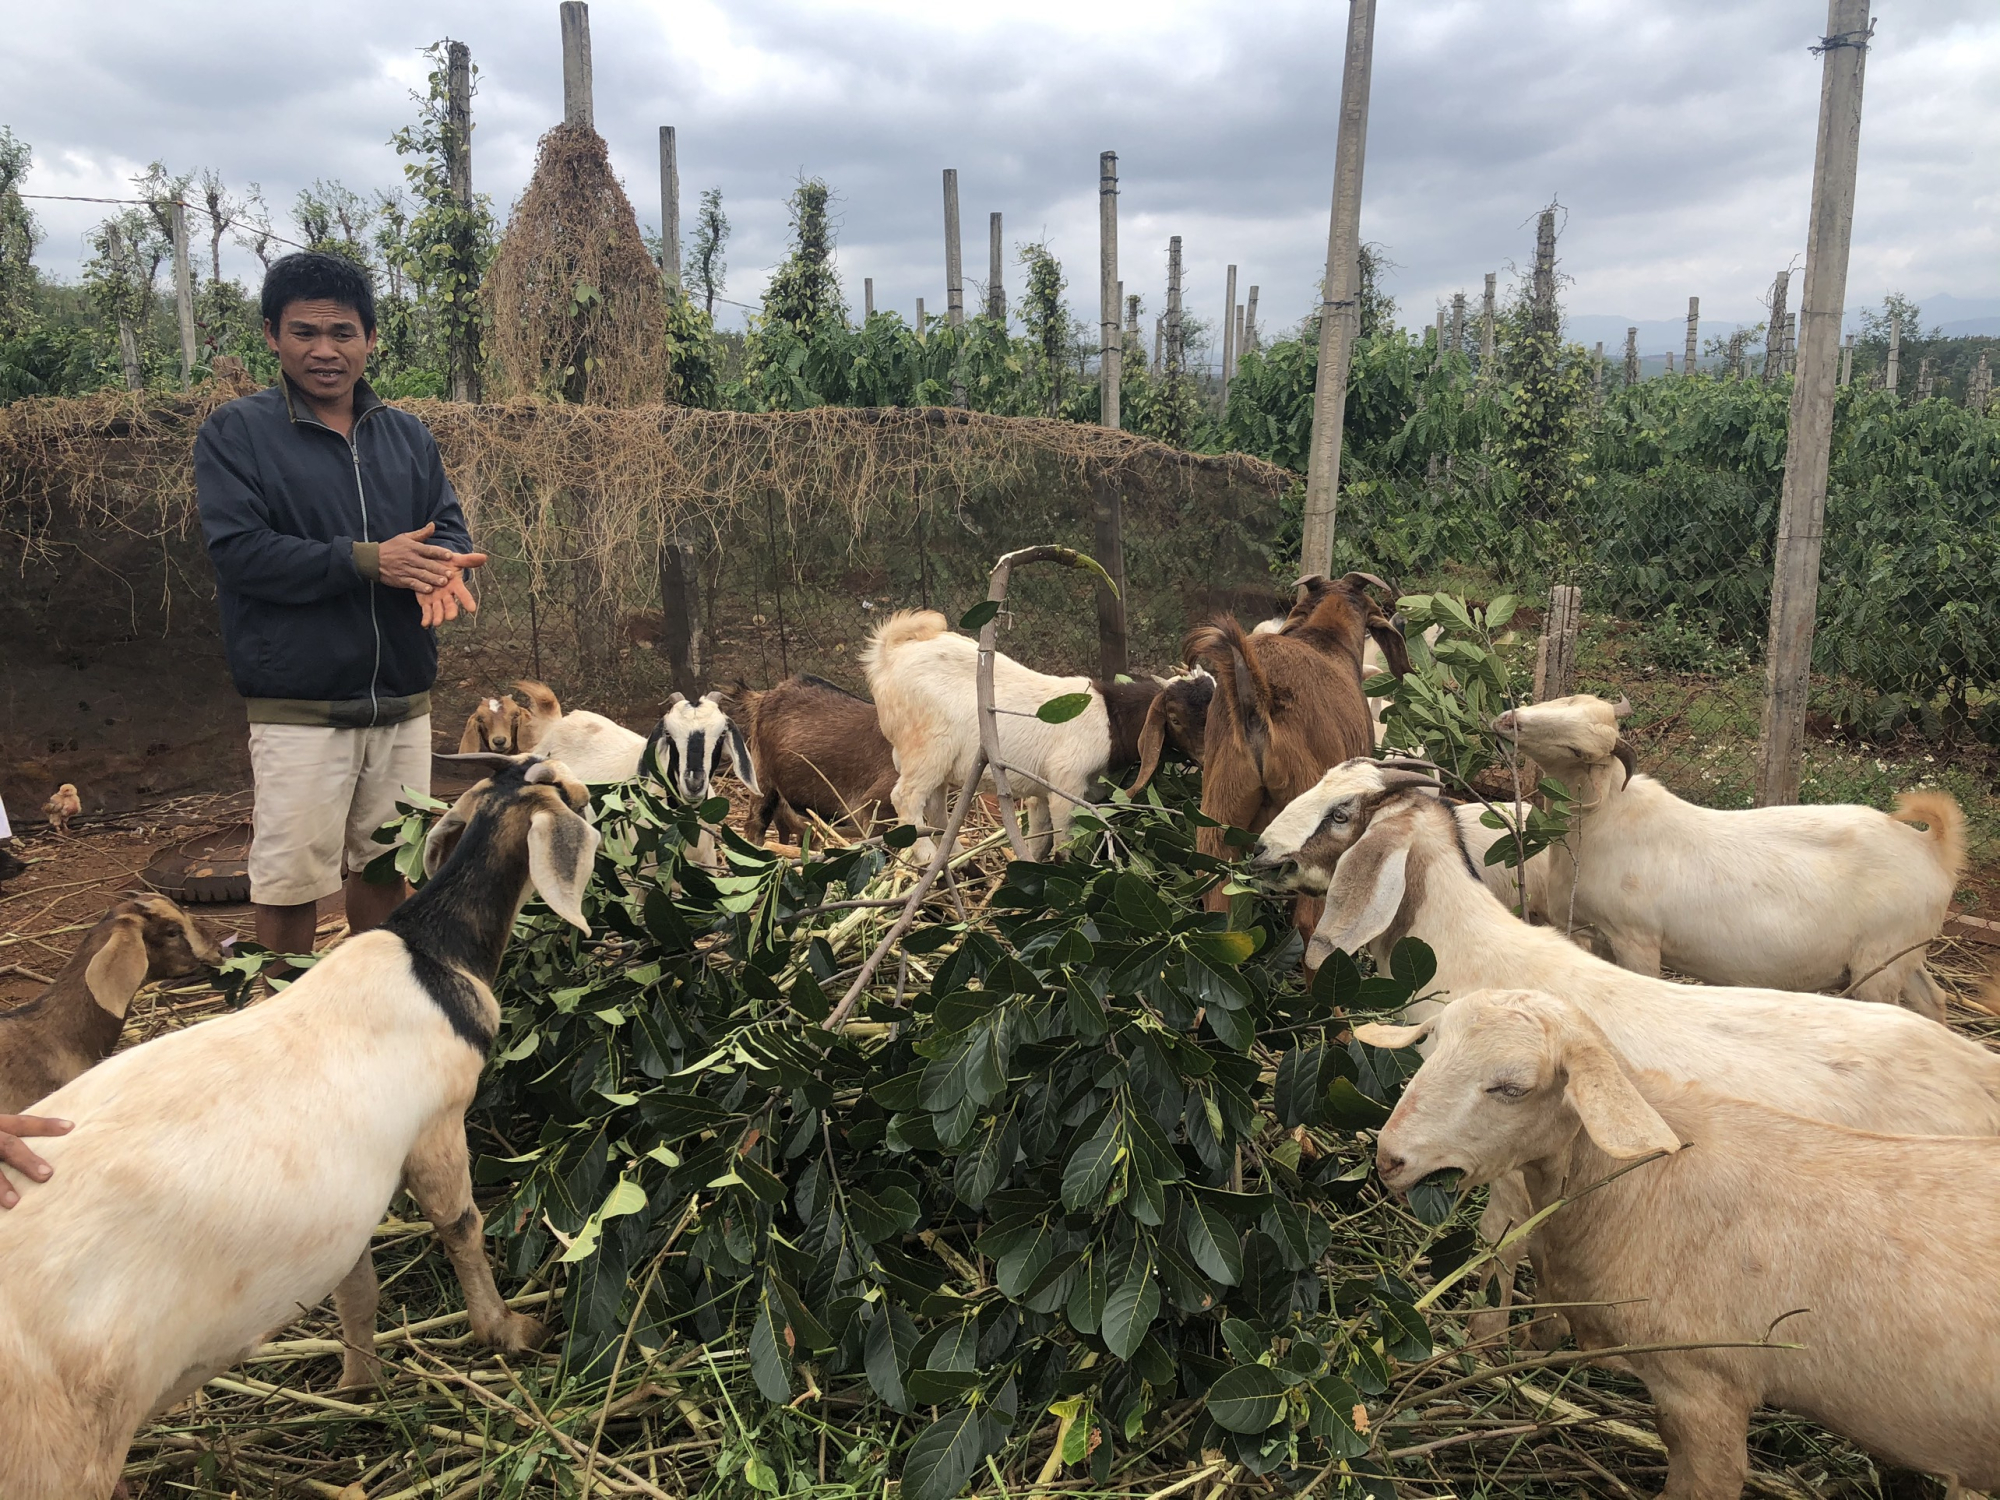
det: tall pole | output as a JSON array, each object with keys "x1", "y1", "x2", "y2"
[
  {"x1": 987, "y1": 211, "x2": 1005, "y2": 321},
  {"x1": 1756, "y1": 0, "x2": 1871, "y2": 809},
  {"x1": 1884, "y1": 309, "x2": 1900, "y2": 395},
  {"x1": 864, "y1": 277, "x2": 875, "y2": 319},
  {"x1": 1299, "y1": 0, "x2": 1377, "y2": 577},
  {"x1": 560, "y1": 2, "x2": 593, "y2": 129},
  {"x1": 1763, "y1": 270, "x2": 1789, "y2": 382},
  {"x1": 169, "y1": 201, "x2": 196, "y2": 388},
  {"x1": 1165, "y1": 235, "x2": 1185, "y2": 382},
  {"x1": 1243, "y1": 285, "x2": 1260, "y2": 356},
  {"x1": 1449, "y1": 291, "x2": 1466, "y2": 358},
  {"x1": 1623, "y1": 326, "x2": 1639, "y2": 387},
  {"x1": 1233, "y1": 304, "x2": 1246, "y2": 376},
  {"x1": 1480, "y1": 272, "x2": 1496, "y2": 370},
  {"x1": 1684, "y1": 295, "x2": 1699, "y2": 376},
  {"x1": 1840, "y1": 331, "x2": 1854, "y2": 386},
  {"x1": 942, "y1": 169, "x2": 964, "y2": 327},
  {"x1": 658, "y1": 127, "x2": 681, "y2": 295},
  {"x1": 1221, "y1": 262, "x2": 1238, "y2": 408},
  {"x1": 1098, "y1": 151, "x2": 1121, "y2": 432},
  {"x1": 446, "y1": 40, "x2": 477, "y2": 401}
]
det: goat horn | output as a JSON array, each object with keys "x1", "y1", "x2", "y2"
[
  {"x1": 1377, "y1": 769, "x2": 1445, "y2": 794},
  {"x1": 1343, "y1": 571, "x2": 1395, "y2": 595},
  {"x1": 1376, "y1": 757, "x2": 1442, "y2": 777},
  {"x1": 1610, "y1": 694, "x2": 1634, "y2": 718}
]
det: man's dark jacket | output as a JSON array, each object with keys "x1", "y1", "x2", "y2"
[{"x1": 195, "y1": 377, "x2": 472, "y2": 725}]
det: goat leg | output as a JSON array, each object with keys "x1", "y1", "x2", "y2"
[
  {"x1": 332, "y1": 1250, "x2": 386, "y2": 1388},
  {"x1": 403, "y1": 1116, "x2": 546, "y2": 1354}
]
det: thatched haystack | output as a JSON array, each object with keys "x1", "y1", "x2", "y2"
[{"x1": 483, "y1": 122, "x2": 670, "y2": 406}]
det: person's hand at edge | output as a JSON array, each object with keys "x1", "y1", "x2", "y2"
[
  {"x1": 418, "y1": 572, "x2": 480, "y2": 628},
  {"x1": 0, "y1": 1114, "x2": 72, "y2": 1208}
]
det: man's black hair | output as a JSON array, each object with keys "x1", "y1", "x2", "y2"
[{"x1": 260, "y1": 251, "x2": 377, "y2": 336}]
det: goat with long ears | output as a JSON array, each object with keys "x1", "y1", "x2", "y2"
[{"x1": 0, "y1": 754, "x2": 598, "y2": 1499}]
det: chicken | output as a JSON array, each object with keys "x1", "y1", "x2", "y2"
[{"x1": 43, "y1": 783, "x2": 81, "y2": 835}]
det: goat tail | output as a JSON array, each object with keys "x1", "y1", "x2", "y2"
[
  {"x1": 859, "y1": 609, "x2": 948, "y2": 682},
  {"x1": 713, "y1": 677, "x2": 759, "y2": 727},
  {"x1": 1184, "y1": 618, "x2": 1272, "y2": 756},
  {"x1": 1892, "y1": 790, "x2": 1966, "y2": 881},
  {"x1": 513, "y1": 679, "x2": 562, "y2": 723}
]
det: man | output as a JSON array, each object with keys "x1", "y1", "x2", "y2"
[{"x1": 196, "y1": 251, "x2": 486, "y2": 960}]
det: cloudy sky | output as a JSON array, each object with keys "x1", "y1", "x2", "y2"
[{"x1": 7, "y1": 0, "x2": 1997, "y2": 354}]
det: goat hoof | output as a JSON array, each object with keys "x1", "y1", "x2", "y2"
[
  {"x1": 339, "y1": 1351, "x2": 387, "y2": 1390},
  {"x1": 480, "y1": 1311, "x2": 549, "y2": 1353}
]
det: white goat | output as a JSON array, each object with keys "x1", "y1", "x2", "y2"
[
  {"x1": 861, "y1": 609, "x2": 1206, "y2": 860},
  {"x1": 0, "y1": 756, "x2": 597, "y2": 1499},
  {"x1": 641, "y1": 691, "x2": 757, "y2": 870},
  {"x1": 1496, "y1": 694, "x2": 1964, "y2": 1016},
  {"x1": 1366, "y1": 987, "x2": 2000, "y2": 1497},
  {"x1": 1246, "y1": 762, "x2": 2000, "y2": 1135},
  {"x1": 528, "y1": 710, "x2": 648, "y2": 782}
]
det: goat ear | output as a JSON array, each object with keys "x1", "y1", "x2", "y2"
[
  {"x1": 721, "y1": 718, "x2": 759, "y2": 795},
  {"x1": 1367, "y1": 617, "x2": 1412, "y2": 678},
  {"x1": 457, "y1": 715, "x2": 485, "y2": 753},
  {"x1": 1352, "y1": 1017, "x2": 1434, "y2": 1049},
  {"x1": 1561, "y1": 1027, "x2": 1681, "y2": 1160},
  {"x1": 84, "y1": 913, "x2": 152, "y2": 1016},
  {"x1": 1306, "y1": 818, "x2": 1411, "y2": 967},
  {"x1": 423, "y1": 797, "x2": 478, "y2": 877},
  {"x1": 1126, "y1": 692, "x2": 1173, "y2": 797},
  {"x1": 527, "y1": 804, "x2": 600, "y2": 934}
]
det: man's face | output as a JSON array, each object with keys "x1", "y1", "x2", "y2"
[{"x1": 264, "y1": 298, "x2": 377, "y2": 405}]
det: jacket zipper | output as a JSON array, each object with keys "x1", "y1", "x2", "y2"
[{"x1": 294, "y1": 396, "x2": 387, "y2": 726}]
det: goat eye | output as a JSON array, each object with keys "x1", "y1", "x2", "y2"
[
  {"x1": 1330, "y1": 808, "x2": 1350, "y2": 824},
  {"x1": 1486, "y1": 1081, "x2": 1528, "y2": 1099}
]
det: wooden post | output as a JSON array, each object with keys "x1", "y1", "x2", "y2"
[
  {"x1": 915, "y1": 296, "x2": 926, "y2": 332},
  {"x1": 1592, "y1": 341, "x2": 1604, "y2": 400},
  {"x1": 446, "y1": 41, "x2": 478, "y2": 401},
  {"x1": 1091, "y1": 472, "x2": 1129, "y2": 679},
  {"x1": 1534, "y1": 585, "x2": 1582, "y2": 701},
  {"x1": 658, "y1": 126, "x2": 681, "y2": 294},
  {"x1": 1916, "y1": 355, "x2": 1933, "y2": 400},
  {"x1": 1125, "y1": 292, "x2": 1138, "y2": 337},
  {"x1": 560, "y1": 2, "x2": 593, "y2": 129},
  {"x1": 1099, "y1": 151, "x2": 1121, "y2": 432},
  {"x1": 1884, "y1": 308, "x2": 1900, "y2": 396},
  {"x1": 987, "y1": 211, "x2": 1005, "y2": 321},
  {"x1": 1970, "y1": 350, "x2": 1991, "y2": 410},
  {"x1": 1449, "y1": 291, "x2": 1466, "y2": 358},
  {"x1": 658, "y1": 538, "x2": 704, "y2": 699},
  {"x1": 1769, "y1": 276, "x2": 1788, "y2": 379},
  {"x1": 1433, "y1": 306, "x2": 1446, "y2": 365},
  {"x1": 1299, "y1": 0, "x2": 1378, "y2": 576},
  {"x1": 864, "y1": 277, "x2": 874, "y2": 319},
  {"x1": 1220, "y1": 263, "x2": 1238, "y2": 408},
  {"x1": 1480, "y1": 271, "x2": 1496, "y2": 370},
  {"x1": 1243, "y1": 284, "x2": 1259, "y2": 355},
  {"x1": 1531, "y1": 209, "x2": 1556, "y2": 331},
  {"x1": 1153, "y1": 316, "x2": 1162, "y2": 377},
  {"x1": 1165, "y1": 236, "x2": 1185, "y2": 401},
  {"x1": 942, "y1": 169, "x2": 964, "y2": 327},
  {"x1": 1756, "y1": 0, "x2": 1871, "y2": 809},
  {"x1": 169, "y1": 201, "x2": 196, "y2": 387},
  {"x1": 1233, "y1": 303, "x2": 1246, "y2": 375},
  {"x1": 1665, "y1": 350, "x2": 1675, "y2": 375},
  {"x1": 1623, "y1": 326, "x2": 1638, "y2": 387},
  {"x1": 1785, "y1": 312, "x2": 1798, "y2": 375},
  {"x1": 1840, "y1": 331, "x2": 1854, "y2": 386},
  {"x1": 1684, "y1": 295, "x2": 1699, "y2": 375}
]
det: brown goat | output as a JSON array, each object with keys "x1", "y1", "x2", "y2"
[
  {"x1": 1186, "y1": 573, "x2": 1409, "y2": 918},
  {"x1": 1125, "y1": 669, "x2": 1217, "y2": 796},
  {"x1": 0, "y1": 895, "x2": 222, "y2": 1113},
  {"x1": 457, "y1": 681, "x2": 563, "y2": 755},
  {"x1": 715, "y1": 676, "x2": 903, "y2": 843}
]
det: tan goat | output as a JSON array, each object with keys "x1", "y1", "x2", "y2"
[{"x1": 1366, "y1": 987, "x2": 2000, "y2": 1498}]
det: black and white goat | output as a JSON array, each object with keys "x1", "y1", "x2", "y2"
[{"x1": 0, "y1": 756, "x2": 598, "y2": 1499}]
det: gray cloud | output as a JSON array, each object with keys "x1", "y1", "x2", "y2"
[{"x1": 6, "y1": 0, "x2": 1994, "y2": 353}]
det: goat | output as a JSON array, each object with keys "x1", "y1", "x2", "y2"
[
  {"x1": 0, "y1": 755, "x2": 597, "y2": 1498},
  {"x1": 459, "y1": 679, "x2": 648, "y2": 783},
  {"x1": 0, "y1": 896, "x2": 221, "y2": 1114},
  {"x1": 861, "y1": 610, "x2": 1209, "y2": 860},
  {"x1": 641, "y1": 691, "x2": 756, "y2": 807},
  {"x1": 1367, "y1": 987, "x2": 2000, "y2": 1497},
  {"x1": 1247, "y1": 761, "x2": 2000, "y2": 1134},
  {"x1": 456, "y1": 684, "x2": 537, "y2": 754},
  {"x1": 1495, "y1": 693, "x2": 1964, "y2": 1018},
  {"x1": 715, "y1": 675, "x2": 901, "y2": 843},
  {"x1": 1184, "y1": 573, "x2": 1408, "y2": 912}
]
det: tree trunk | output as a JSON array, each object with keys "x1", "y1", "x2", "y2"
[
  {"x1": 1757, "y1": 0, "x2": 1870, "y2": 808},
  {"x1": 657, "y1": 535, "x2": 704, "y2": 699},
  {"x1": 1534, "y1": 585, "x2": 1582, "y2": 701},
  {"x1": 1091, "y1": 472, "x2": 1129, "y2": 679},
  {"x1": 1299, "y1": 0, "x2": 1378, "y2": 576}
]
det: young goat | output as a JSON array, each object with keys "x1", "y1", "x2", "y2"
[
  {"x1": 1496, "y1": 694, "x2": 1964, "y2": 1017},
  {"x1": 0, "y1": 895, "x2": 221, "y2": 1114},
  {"x1": 862, "y1": 610, "x2": 1209, "y2": 859},
  {"x1": 716, "y1": 675, "x2": 900, "y2": 843},
  {"x1": 0, "y1": 756, "x2": 597, "y2": 1498},
  {"x1": 456, "y1": 681, "x2": 545, "y2": 755},
  {"x1": 1366, "y1": 987, "x2": 2000, "y2": 1497},
  {"x1": 1186, "y1": 573, "x2": 1408, "y2": 911}
]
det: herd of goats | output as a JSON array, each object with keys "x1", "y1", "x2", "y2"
[{"x1": 0, "y1": 572, "x2": 1994, "y2": 1498}]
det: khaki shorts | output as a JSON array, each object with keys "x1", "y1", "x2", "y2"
[{"x1": 247, "y1": 716, "x2": 432, "y2": 906}]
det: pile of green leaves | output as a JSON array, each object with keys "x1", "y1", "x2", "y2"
[{"x1": 374, "y1": 769, "x2": 1468, "y2": 1498}]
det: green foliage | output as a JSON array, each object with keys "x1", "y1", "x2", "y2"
[
  {"x1": 1498, "y1": 325, "x2": 1592, "y2": 523},
  {"x1": 0, "y1": 128, "x2": 39, "y2": 341},
  {"x1": 687, "y1": 186, "x2": 729, "y2": 319},
  {"x1": 760, "y1": 178, "x2": 845, "y2": 340}
]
